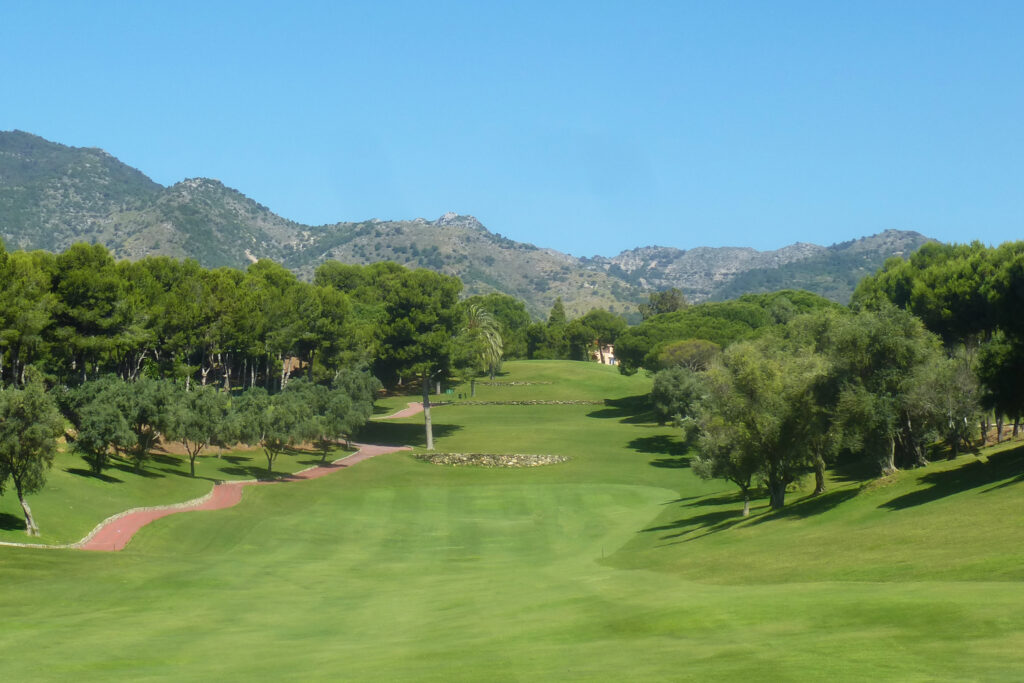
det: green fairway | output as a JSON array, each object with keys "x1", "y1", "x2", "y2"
[
  {"x1": 0, "y1": 443, "x2": 354, "y2": 546},
  {"x1": 2, "y1": 360, "x2": 1024, "y2": 680}
]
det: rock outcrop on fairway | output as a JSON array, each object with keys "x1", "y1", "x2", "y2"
[{"x1": 415, "y1": 453, "x2": 569, "y2": 467}]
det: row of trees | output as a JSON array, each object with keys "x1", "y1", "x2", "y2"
[
  {"x1": 617, "y1": 290, "x2": 841, "y2": 374},
  {"x1": 0, "y1": 243, "x2": 530, "y2": 535},
  {"x1": 691, "y1": 306, "x2": 976, "y2": 513},
  {"x1": 525, "y1": 298, "x2": 629, "y2": 362},
  {"x1": 65, "y1": 370, "x2": 380, "y2": 478},
  {"x1": 0, "y1": 368, "x2": 382, "y2": 537},
  {"x1": 0, "y1": 242, "x2": 535, "y2": 395},
  {"x1": 852, "y1": 241, "x2": 1024, "y2": 433},
  {"x1": 650, "y1": 242, "x2": 1024, "y2": 515}
]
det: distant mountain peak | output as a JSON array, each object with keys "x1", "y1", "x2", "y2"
[
  {"x1": 434, "y1": 212, "x2": 483, "y2": 229},
  {"x1": 0, "y1": 131, "x2": 937, "y2": 314}
]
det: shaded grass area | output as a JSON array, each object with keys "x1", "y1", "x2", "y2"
[
  {"x1": 2, "y1": 360, "x2": 1024, "y2": 679},
  {"x1": 0, "y1": 443, "x2": 354, "y2": 545},
  {"x1": 611, "y1": 439, "x2": 1024, "y2": 584}
]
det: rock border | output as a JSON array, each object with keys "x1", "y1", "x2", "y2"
[{"x1": 414, "y1": 452, "x2": 570, "y2": 468}]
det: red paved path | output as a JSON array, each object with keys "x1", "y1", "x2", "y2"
[{"x1": 76, "y1": 443, "x2": 409, "y2": 552}]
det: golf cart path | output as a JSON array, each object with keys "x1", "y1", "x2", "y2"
[
  {"x1": 378, "y1": 401, "x2": 426, "y2": 419},
  {"x1": 0, "y1": 400, "x2": 441, "y2": 552},
  {"x1": 72, "y1": 442, "x2": 410, "y2": 551}
]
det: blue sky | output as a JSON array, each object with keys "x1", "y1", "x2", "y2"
[{"x1": 2, "y1": 1, "x2": 1021, "y2": 256}]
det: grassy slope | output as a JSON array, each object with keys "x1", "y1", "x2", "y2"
[
  {"x1": 1, "y1": 361, "x2": 1024, "y2": 680},
  {"x1": 0, "y1": 444, "x2": 352, "y2": 545}
]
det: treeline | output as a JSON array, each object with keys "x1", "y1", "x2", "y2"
[
  {"x1": 0, "y1": 241, "x2": 533, "y2": 535},
  {"x1": 642, "y1": 242, "x2": 1024, "y2": 514},
  {"x1": 0, "y1": 242, "x2": 530, "y2": 391}
]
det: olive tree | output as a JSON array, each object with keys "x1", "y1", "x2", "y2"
[{"x1": 0, "y1": 376, "x2": 64, "y2": 535}]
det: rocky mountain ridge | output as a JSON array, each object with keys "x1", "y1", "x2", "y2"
[{"x1": 0, "y1": 130, "x2": 934, "y2": 317}]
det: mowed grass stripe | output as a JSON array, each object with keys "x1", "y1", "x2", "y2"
[{"x1": 4, "y1": 361, "x2": 1024, "y2": 680}]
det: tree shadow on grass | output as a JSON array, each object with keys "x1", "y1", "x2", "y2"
[
  {"x1": 626, "y1": 434, "x2": 691, "y2": 469},
  {"x1": 282, "y1": 444, "x2": 322, "y2": 461},
  {"x1": 356, "y1": 420, "x2": 461, "y2": 448},
  {"x1": 0, "y1": 512, "x2": 24, "y2": 531},
  {"x1": 649, "y1": 457, "x2": 690, "y2": 469},
  {"x1": 750, "y1": 487, "x2": 860, "y2": 524},
  {"x1": 586, "y1": 395, "x2": 655, "y2": 424},
  {"x1": 831, "y1": 456, "x2": 885, "y2": 484},
  {"x1": 110, "y1": 462, "x2": 163, "y2": 479},
  {"x1": 218, "y1": 464, "x2": 284, "y2": 480},
  {"x1": 156, "y1": 467, "x2": 219, "y2": 482},
  {"x1": 645, "y1": 486, "x2": 865, "y2": 545},
  {"x1": 642, "y1": 507, "x2": 747, "y2": 542},
  {"x1": 640, "y1": 489, "x2": 763, "y2": 543},
  {"x1": 65, "y1": 467, "x2": 123, "y2": 483},
  {"x1": 661, "y1": 494, "x2": 710, "y2": 505},
  {"x1": 881, "y1": 445, "x2": 1024, "y2": 511},
  {"x1": 683, "y1": 492, "x2": 746, "y2": 507},
  {"x1": 149, "y1": 453, "x2": 180, "y2": 466}
]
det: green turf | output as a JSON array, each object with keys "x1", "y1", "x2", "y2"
[
  {"x1": 2, "y1": 360, "x2": 1024, "y2": 680},
  {"x1": 0, "y1": 443, "x2": 354, "y2": 545}
]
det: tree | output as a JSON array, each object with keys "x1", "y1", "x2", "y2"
[
  {"x1": 564, "y1": 318, "x2": 597, "y2": 362},
  {"x1": 65, "y1": 375, "x2": 138, "y2": 471},
  {"x1": 852, "y1": 242, "x2": 999, "y2": 345},
  {"x1": 308, "y1": 285, "x2": 358, "y2": 383},
  {"x1": 654, "y1": 339, "x2": 720, "y2": 372},
  {"x1": 614, "y1": 299, "x2": 777, "y2": 374},
  {"x1": 977, "y1": 333, "x2": 1024, "y2": 437},
  {"x1": 462, "y1": 293, "x2": 531, "y2": 360},
  {"x1": 235, "y1": 387, "x2": 313, "y2": 473},
  {"x1": 0, "y1": 375, "x2": 64, "y2": 535},
  {"x1": 375, "y1": 268, "x2": 461, "y2": 450},
  {"x1": 70, "y1": 397, "x2": 133, "y2": 475},
  {"x1": 306, "y1": 384, "x2": 352, "y2": 462},
  {"x1": 914, "y1": 352, "x2": 981, "y2": 458},
  {"x1": 639, "y1": 288, "x2": 688, "y2": 320},
  {"x1": 825, "y1": 306, "x2": 947, "y2": 474},
  {"x1": 527, "y1": 299, "x2": 569, "y2": 360},
  {"x1": 166, "y1": 384, "x2": 232, "y2": 476},
  {"x1": 50, "y1": 243, "x2": 131, "y2": 383},
  {"x1": 695, "y1": 338, "x2": 828, "y2": 511},
  {"x1": 0, "y1": 251, "x2": 55, "y2": 387},
  {"x1": 650, "y1": 366, "x2": 705, "y2": 426},
  {"x1": 289, "y1": 379, "x2": 376, "y2": 463},
  {"x1": 456, "y1": 303, "x2": 503, "y2": 380},
  {"x1": 547, "y1": 297, "x2": 567, "y2": 327},
  {"x1": 577, "y1": 309, "x2": 627, "y2": 363},
  {"x1": 120, "y1": 377, "x2": 176, "y2": 472},
  {"x1": 332, "y1": 365, "x2": 382, "y2": 448},
  {"x1": 694, "y1": 413, "x2": 760, "y2": 517}
]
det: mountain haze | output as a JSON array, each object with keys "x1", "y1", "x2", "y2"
[{"x1": 0, "y1": 131, "x2": 933, "y2": 317}]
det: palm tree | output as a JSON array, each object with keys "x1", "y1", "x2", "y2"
[{"x1": 462, "y1": 304, "x2": 503, "y2": 384}]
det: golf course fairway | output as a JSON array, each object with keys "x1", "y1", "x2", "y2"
[{"x1": 2, "y1": 360, "x2": 1024, "y2": 680}]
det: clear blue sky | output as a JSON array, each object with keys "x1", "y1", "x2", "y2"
[{"x1": 2, "y1": 1, "x2": 1021, "y2": 256}]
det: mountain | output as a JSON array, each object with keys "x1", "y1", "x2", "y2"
[
  {"x1": 280, "y1": 213, "x2": 644, "y2": 318},
  {"x1": 582, "y1": 229, "x2": 932, "y2": 305},
  {"x1": 0, "y1": 130, "x2": 162, "y2": 252},
  {"x1": 0, "y1": 130, "x2": 934, "y2": 317}
]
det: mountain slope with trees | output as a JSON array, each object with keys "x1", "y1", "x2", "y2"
[{"x1": 1, "y1": 130, "x2": 933, "y2": 316}]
